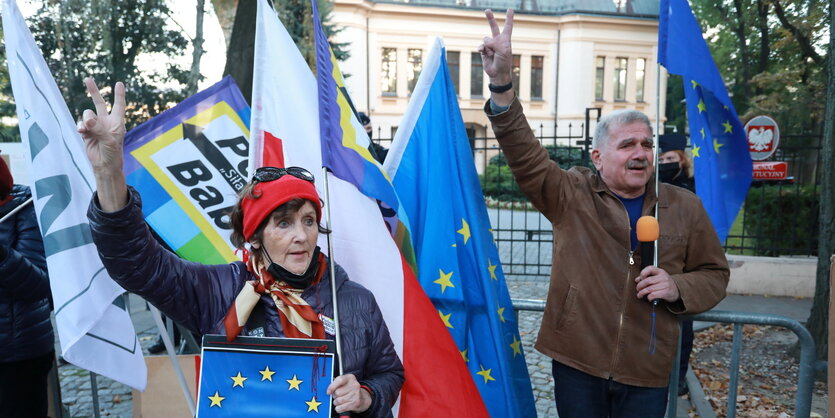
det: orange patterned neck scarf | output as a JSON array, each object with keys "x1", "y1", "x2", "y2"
[{"x1": 224, "y1": 251, "x2": 327, "y2": 341}]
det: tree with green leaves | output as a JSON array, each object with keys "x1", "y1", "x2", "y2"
[
  {"x1": 274, "y1": 0, "x2": 348, "y2": 66},
  {"x1": 667, "y1": 0, "x2": 827, "y2": 133},
  {"x1": 220, "y1": 0, "x2": 349, "y2": 104},
  {"x1": 807, "y1": 0, "x2": 834, "y2": 364},
  {"x1": 26, "y1": 0, "x2": 190, "y2": 128},
  {"x1": 0, "y1": 24, "x2": 21, "y2": 142},
  {"x1": 666, "y1": 0, "x2": 831, "y2": 362}
]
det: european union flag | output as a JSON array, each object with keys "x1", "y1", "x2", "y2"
[
  {"x1": 196, "y1": 336, "x2": 334, "y2": 417},
  {"x1": 658, "y1": 0, "x2": 752, "y2": 242},
  {"x1": 386, "y1": 38, "x2": 536, "y2": 417}
]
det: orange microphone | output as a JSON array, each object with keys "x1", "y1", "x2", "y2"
[
  {"x1": 636, "y1": 216, "x2": 659, "y2": 306},
  {"x1": 636, "y1": 215, "x2": 659, "y2": 243}
]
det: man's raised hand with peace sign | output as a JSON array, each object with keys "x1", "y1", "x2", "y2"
[{"x1": 478, "y1": 9, "x2": 515, "y2": 107}]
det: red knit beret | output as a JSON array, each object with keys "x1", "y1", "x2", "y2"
[
  {"x1": 241, "y1": 175, "x2": 322, "y2": 241},
  {"x1": 0, "y1": 157, "x2": 13, "y2": 202}
]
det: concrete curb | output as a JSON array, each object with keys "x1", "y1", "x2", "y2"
[
  {"x1": 685, "y1": 368, "x2": 717, "y2": 418},
  {"x1": 682, "y1": 321, "x2": 718, "y2": 417},
  {"x1": 727, "y1": 255, "x2": 816, "y2": 298}
]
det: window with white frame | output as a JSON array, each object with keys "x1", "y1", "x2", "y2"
[{"x1": 381, "y1": 48, "x2": 397, "y2": 96}]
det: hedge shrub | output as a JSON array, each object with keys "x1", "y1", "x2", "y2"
[{"x1": 742, "y1": 184, "x2": 819, "y2": 256}]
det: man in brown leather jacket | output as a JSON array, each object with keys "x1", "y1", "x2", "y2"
[{"x1": 479, "y1": 9, "x2": 729, "y2": 417}]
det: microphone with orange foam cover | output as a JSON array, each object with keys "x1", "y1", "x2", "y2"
[
  {"x1": 636, "y1": 215, "x2": 658, "y2": 268},
  {"x1": 636, "y1": 216, "x2": 659, "y2": 305},
  {"x1": 636, "y1": 216, "x2": 659, "y2": 243}
]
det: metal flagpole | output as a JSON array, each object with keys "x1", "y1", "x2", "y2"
[
  {"x1": 653, "y1": 58, "x2": 662, "y2": 266},
  {"x1": 321, "y1": 167, "x2": 345, "y2": 377},
  {"x1": 656, "y1": 55, "x2": 681, "y2": 418},
  {"x1": 149, "y1": 304, "x2": 196, "y2": 415},
  {"x1": 0, "y1": 197, "x2": 32, "y2": 225}
]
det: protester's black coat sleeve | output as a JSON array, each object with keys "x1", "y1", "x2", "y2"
[{"x1": 87, "y1": 187, "x2": 247, "y2": 335}]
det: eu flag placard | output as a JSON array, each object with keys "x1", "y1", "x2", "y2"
[
  {"x1": 658, "y1": 0, "x2": 752, "y2": 242},
  {"x1": 196, "y1": 336, "x2": 335, "y2": 417}
]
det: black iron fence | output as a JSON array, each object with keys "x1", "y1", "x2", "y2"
[
  {"x1": 373, "y1": 127, "x2": 823, "y2": 276},
  {"x1": 726, "y1": 133, "x2": 823, "y2": 257}
]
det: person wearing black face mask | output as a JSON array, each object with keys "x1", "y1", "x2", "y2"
[
  {"x1": 80, "y1": 78, "x2": 404, "y2": 417},
  {"x1": 658, "y1": 133, "x2": 695, "y2": 397},
  {"x1": 658, "y1": 134, "x2": 695, "y2": 193},
  {"x1": 360, "y1": 112, "x2": 389, "y2": 164}
]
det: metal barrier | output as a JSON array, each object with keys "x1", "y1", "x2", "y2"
[{"x1": 511, "y1": 299, "x2": 816, "y2": 418}]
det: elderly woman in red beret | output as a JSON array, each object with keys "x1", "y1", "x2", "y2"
[{"x1": 79, "y1": 79, "x2": 403, "y2": 416}]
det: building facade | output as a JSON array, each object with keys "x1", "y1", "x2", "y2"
[{"x1": 332, "y1": 0, "x2": 666, "y2": 151}]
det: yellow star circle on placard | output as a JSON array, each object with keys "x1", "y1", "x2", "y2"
[
  {"x1": 259, "y1": 366, "x2": 276, "y2": 381},
  {"x1": 208, "y1": 391, "x2": 225, "y2": 407},
  {"x1": 286, "y1": 374, "x2": 303, "y2": 391},
  {"x1": 306, "y1": 396, "x2": 322, "y2": 412},
  {"x1": 231, "y1": 372, "x2": 247, "y2": 388}
]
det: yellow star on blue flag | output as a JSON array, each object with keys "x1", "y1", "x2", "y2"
[
  {"x1": 476, "y1": 365, "x2": 496, "y2": 384},
  {"x1": 434, "y1": 269, "x2": 454, "y2": 293},
  {"x1": 510, "y1": 335, "x2": 522, "y2": 357},
  {"x1": 457, "y1": 219, "x2": 471, "y2": 244}
]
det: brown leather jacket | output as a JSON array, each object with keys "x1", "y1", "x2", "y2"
[{"x1": 487, "y1": 100, "x2": 729, "y2": 387}]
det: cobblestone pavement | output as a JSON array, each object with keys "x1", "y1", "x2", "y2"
[
  {"x1": 507, "y1": 277, "x2": 555, "y2": 418},
  {"x1": 56, "y1": 330, "x2": 157, "y2": 417}
]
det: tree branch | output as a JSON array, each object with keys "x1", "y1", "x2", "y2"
[
  {"x1": 732, "y1": 0, "x2": 751, "y2": 101},
  {"x1": 771, "y1": 0, "x2": 823, "y2": 65},
  {"x1": 756, "y1": 0, "x2": 770, "y2": 75},
  {"x1": 187, "y1": 0, "x2": 206, "y2": 96}
]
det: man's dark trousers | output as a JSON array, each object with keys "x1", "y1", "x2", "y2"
[
  {"x1": 0, "y1": 350, "x2": 54, "y2": 417},
  {"x1": 552, "y1": 360, "x2": 668, "y2": 418}
]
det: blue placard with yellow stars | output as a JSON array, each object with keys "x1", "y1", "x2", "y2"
[{"x1": 195, "y1": 335, "x2": 335, "y2": 417}]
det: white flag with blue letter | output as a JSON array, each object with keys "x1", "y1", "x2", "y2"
[{"x1": 2, "y1": 0, "x2": 146, "y2": 390}]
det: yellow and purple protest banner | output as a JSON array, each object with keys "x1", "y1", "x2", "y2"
[{"x1": 124, "y1": 76, "x2": 250, "y2": 264}]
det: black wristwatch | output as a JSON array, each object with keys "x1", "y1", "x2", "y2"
[{"x1": 488, "y1": 81, "x2": 513, "y2": 93}]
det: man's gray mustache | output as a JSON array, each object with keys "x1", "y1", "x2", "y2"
[{"x1": 627, "y1": 160, "x2": 649, "y2": 169}]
